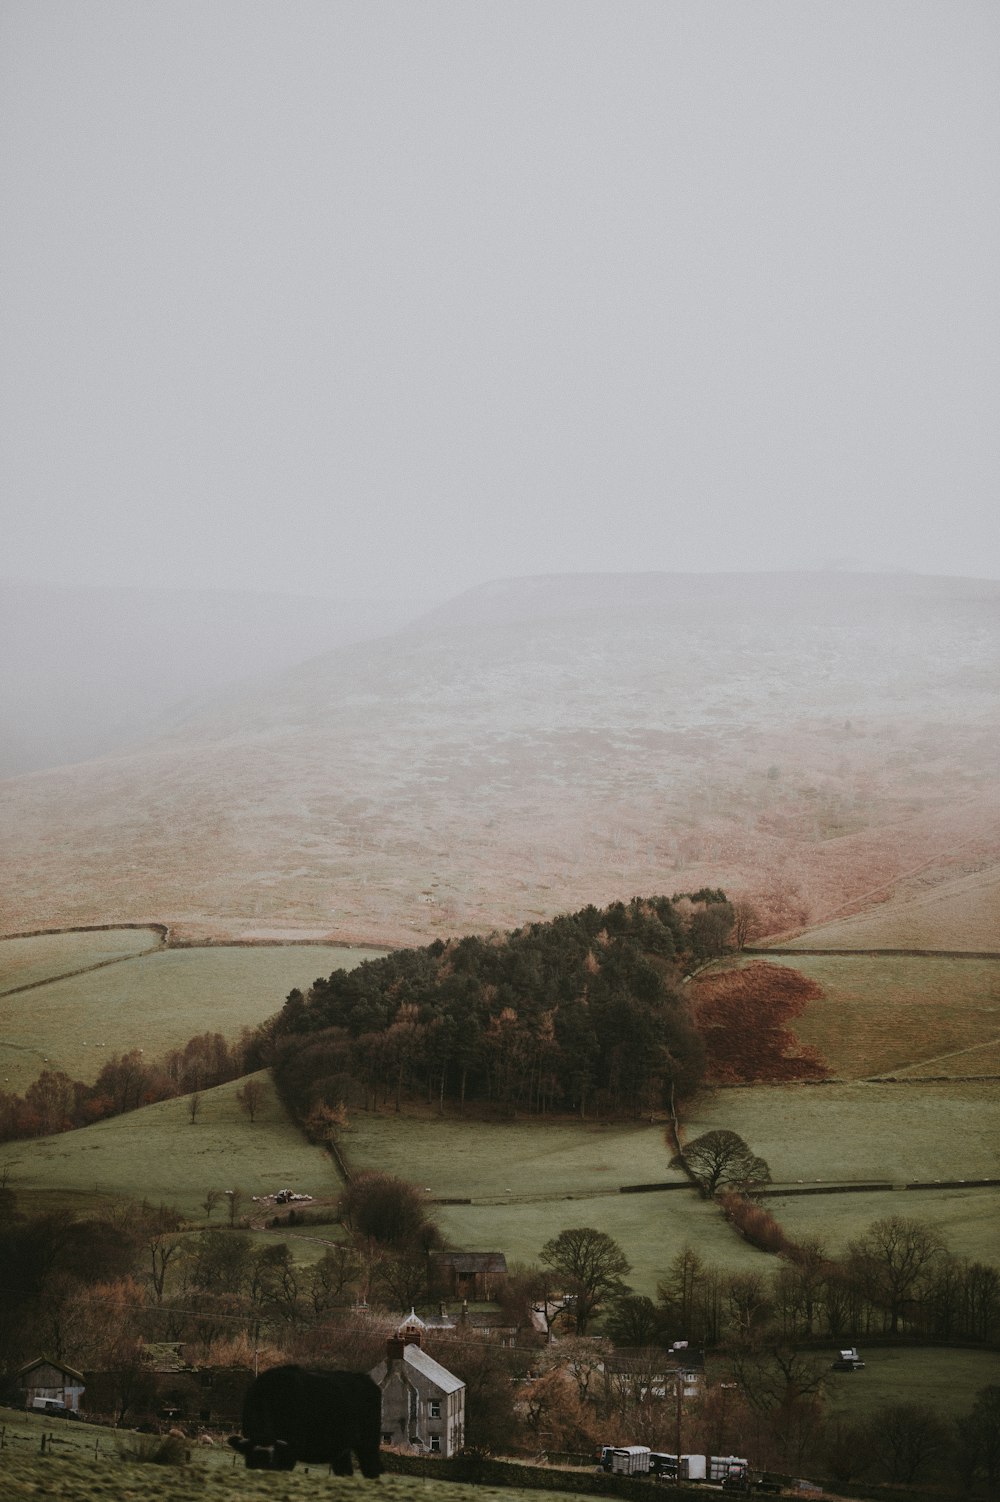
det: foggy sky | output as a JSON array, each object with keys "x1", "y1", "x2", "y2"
[{"x1": 2, "y1": 1, "x2": 998, "y2": 602}]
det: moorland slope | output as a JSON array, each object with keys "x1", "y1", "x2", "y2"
[{"x1": 2, "y1": 571, "x2": 997, "y2": 944}]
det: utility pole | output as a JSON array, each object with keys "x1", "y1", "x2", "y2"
[{"x1": 674, "y1": 1367, "x2": 682, "y2": 1485}]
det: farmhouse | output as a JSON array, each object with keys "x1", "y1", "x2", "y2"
[
  {"x1": 369, "y1": 1312, "x2": 465, "y2": 1457},
  {"x1": 599, "y1": 1346, "x2": 705, "y2": 1404},
  {"x1": 17, "y1": 1357, "x2": 85, "y2": 1413}
]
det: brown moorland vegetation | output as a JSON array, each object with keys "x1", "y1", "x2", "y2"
[
  {"x1": 692, "y1": 962, "x2": 828, "y2": 1083},
  {"x1": 1, "y1": 573, "x2": 998, "y2": 945}
]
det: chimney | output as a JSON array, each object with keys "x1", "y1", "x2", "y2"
[{"x1": 386, "y1": 1337, "x2": 406, "y2": 1362}]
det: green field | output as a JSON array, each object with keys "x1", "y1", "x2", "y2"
[
  {"x1": 341, "y1": 1115, "x2": 686, "y2": 1200},
  {"x1": 0, "y1": 928, "x2": 159, "y2": 992},
  {"x1": 817, "y1": 1345, "x2": 1000, "y2": 1422},
  {"x1": 687, "y1": 1080, "x2": 1000, "y2": 1183},
  {"x1": 0, "y1": 938, "x2": 385, "y2": 1092},
  {"x1": 340, "y1": 1112, "x2": 762, "y2": 1293},
  {"x1": 762, "y1": 1185, "x2": 1000, "y2": 1265},
  {"x1": 2, "y1": 1072, "x2": 339, "y2": 1220},
  {"x1": 709, "y1": 952, "x2": 1000, "y2": 1080}
]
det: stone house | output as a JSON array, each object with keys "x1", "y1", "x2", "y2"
[{"x1": 369, "y1": 1312, "x2": 465, "y2": 1457}]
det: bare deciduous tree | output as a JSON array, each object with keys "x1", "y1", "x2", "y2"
[{"x1": 236, "y1": 1078, "x2": 267, "y2": 1124}]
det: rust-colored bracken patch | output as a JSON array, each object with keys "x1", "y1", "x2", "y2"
[{"x1": 692, "y1": 961, "x2": 829, "y2": 1084}]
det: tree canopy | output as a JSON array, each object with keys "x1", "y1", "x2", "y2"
[
  {"x1": 671, "y1": 1129, "x2": 771, "y2": 1198},
  {"x1": 540, "y1": 1226, "x2": 632, "y2": 1334},
  {"x1": 268, "y1": 896, "x2": 711, "y2": 1119}
]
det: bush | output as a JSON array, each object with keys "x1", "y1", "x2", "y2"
[{"x1": 118, "y1": 1432, "x2": 188, "y2": 1466}]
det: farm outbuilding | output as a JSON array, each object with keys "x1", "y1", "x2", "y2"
[
  {"x1": 429, "y1": 1250, "x2": 507, "y2": 1300},
  {"x1": 17, "y1": 1357, "x2": 85, "y2": 1412}
]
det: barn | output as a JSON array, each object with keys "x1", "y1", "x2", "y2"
[
  {"x1": 429, "y1": 1250, "x2": 507, "y2": 1301},
  {"x1": 18, "y1": 1357, "x2": 86, "y2": 1413}
]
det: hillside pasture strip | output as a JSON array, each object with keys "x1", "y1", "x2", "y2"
[
  {"x1": 687, "y1": 1080, "x2": 1000, "y2": 1185},
  {"x1": 2, "y1": 1072, "x2": 338, "y2": 1220},
  {"x1": 0, "y1": 942, "x2": 383, "y2": 1092},
  {"x1": 339, "y1": 1114, "x2": 686, "y2": 1201},
  {"x1": 761, "y1": 1184, "x2": 1000, "y2": 1264},
  {"x1": 0, "y1": 1421, "x2": 614, "y2": 1502},
  {"x1": 0, "y1": 928, "x2": 158, "y2": 994},
  {"x1": 437, "y1": 1189, "x2": 766, "y2": 1297},
  {"x1": 724, "y1": 952, "x2": 1000, "y2": 1080}
]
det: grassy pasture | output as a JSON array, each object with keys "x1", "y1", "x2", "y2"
[
  {"x1": 818, "y1": 1345, "x2": 1000, "y2": 1422},
  {"x1": 762, "y1": 1185, "x2": 1000, "y2": 1264},
  {"x1": 0, "y1": 939, "x2": 385, "y2": 1092},
  {"x1": 688, "y1": 1080, "x2": 1000, "y2": 1184},
  {"x1": 715, "y1": 952, "x2": 1000, "y2": 1080},
  {"x1": 0, "y1": 928, "x2": 158, "y2": 993},
  {"x1": 0, "y1": 1411, "x2": 588, "y2": 1502},
  {"x1": 341, "y1": 1114, "x2": 686, "y2": 1200},
  {"x1": 784, "y1": 861, "x2": 1000, "y2": 952},
  {"x1": 339, "y1": 1112, "x2": 762, "y2": 1293},
  {"x1": 2, "y1": 1072, "x2": 339, "y2": 1221},
  {"x1": 436, "y1": 1192, "x2": 764, "y2": 1296}
]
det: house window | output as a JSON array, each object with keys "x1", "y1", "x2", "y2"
[
  {"x1": 409, "y1": 1390, "x2": 418, "y2": 1419},
  {"x1": 429, "y1": 1400, "x2": 441, "y2": 1418},
  {"x1": 430, "y1": 1435, "x2": 441, "y2": 1452}
]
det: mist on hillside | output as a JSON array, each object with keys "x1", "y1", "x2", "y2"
[
  {"x1": 1, "y1": 570, "x2": 997, "y2": 946},
  {"x1": 0, "y1": 581, "x2": 431, "y2": 776}
]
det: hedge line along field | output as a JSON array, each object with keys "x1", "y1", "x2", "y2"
[
  {"x1": 2, "y1": 1072, "x2": 339, "y2": 1221},
  {"x1": 0, "y1": 938, "x2": 386, "y2": 1092},
  {"x1": 704, "y1": 952, "x2": 1000, "y2": 1081}
]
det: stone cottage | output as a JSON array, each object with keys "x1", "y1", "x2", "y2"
[{"x1": 369, "y1": 1311, "x2": 465, "y2": 1457}]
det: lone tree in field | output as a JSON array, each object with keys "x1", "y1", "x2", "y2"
[
  {"x1": 540, "y1": 1226, "x2": 631, "y2": 1334},
  {"x1": 236, "y1": 1078, "x2": 267, "y2": 1124},
  {"x1": 672, "y1": 1129, "x2": 771, "y2": 1198}
]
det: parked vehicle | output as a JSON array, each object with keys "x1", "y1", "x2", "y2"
[
  {"x1": 649, "y1": 1452, "x2": 678, "y2": 1477},
  {"x1": 709, "y1": 1455, "x2": 749, "y2": 1484},
  {"x1": 596, "y1": 1445, "x2": 652, "y2": 1474},
  {"x1": 831, "y1": 1346, "x2": 865, "y2": 1371},
  {"x1": 30, "y1": 1398, "x2": 73, "y2": 1417}
]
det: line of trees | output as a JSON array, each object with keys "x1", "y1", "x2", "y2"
[{"x1": 0, "y1": 1030, "x2": 255, "y2": 1142}]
